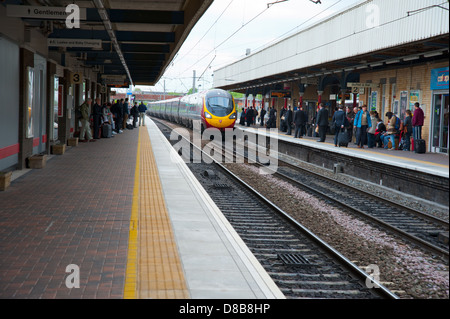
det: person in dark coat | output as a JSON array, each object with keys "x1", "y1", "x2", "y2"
[
  {"x1": 316, "y1": 103, "x2": 329, "y2": 142},
  {"x1": 93, "y1": 98, "x2": 103, "y2": 139},
  {"x1": 239, "y1": 108, "x2": 246, "y2": 125},
  {"x1": 246, "y1": 107, "x2": 254, "y2": 127},
  {"x1": 260, "y1": 107, "x2": 266, "y2": 127},
  {"x1": 294, "y1": 105, "x2": 307, "y2": 138},
  {"x1": 285, "y1": 105, "x2": 293, "y2": 135},
  {"x1": 332, "y1": 104, "x2": 347, "y2": 147},
  {"x1": 131, "y1": 102, "x2": 140, "y2": 128},
  {"x1": 267, "y1": 107, "x2": 276, "y2": 128}
]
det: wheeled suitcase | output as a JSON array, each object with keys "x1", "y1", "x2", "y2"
[
  {"x1": 338, "y1": 129, "x2": 349, "y2": 147},
  {"x1": 414, "y1": 139, "x2": 426, "y2": 154},
  {"x1": 102, "y1": 124, "x2": 112, "y2": 138}
]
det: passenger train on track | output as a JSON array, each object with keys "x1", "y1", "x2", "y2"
[{"x1": 147, "y1": 89, "x2": 237, "y2": 132}]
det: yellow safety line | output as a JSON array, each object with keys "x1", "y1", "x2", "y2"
[
  {"x1": 137, "y1": 127, "x2": 189, "y2": 299},
  {"x1": 124, "y1": 127, "x2": 189, "y2": 299},
  {"x1": 124, "y1": 127, "x2": 141, "y2": 299}
]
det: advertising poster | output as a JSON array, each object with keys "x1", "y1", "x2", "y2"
[
  {"x1": 409, "y1": 90, "x2": 421, "y2": 110},
  {"x1": 26, "y1": 67, "x2": 34, "y2": 138}
]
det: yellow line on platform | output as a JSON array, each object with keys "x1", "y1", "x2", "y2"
[
  {"x1": 124, "y1": 127, "x2": 141, "y2": 299},
  {"x1": 124, "y1": 127, "x2": 189, "y2": 299}
]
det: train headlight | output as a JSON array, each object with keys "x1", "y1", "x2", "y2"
[
  {"x1": 229, "y1": 112, "x2": 237, "y2": 120},
  {"x1": 204, "y1": 112, "x2": 212, "y2": 119}
]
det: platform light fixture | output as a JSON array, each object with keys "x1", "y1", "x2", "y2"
[{"x1": 423, "y1": 51, "x2": 444, "y2": 58}]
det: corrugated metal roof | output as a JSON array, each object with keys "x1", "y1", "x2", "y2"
[{"x1": 214, "y1": 0, "x2": 449, "y2": 89}]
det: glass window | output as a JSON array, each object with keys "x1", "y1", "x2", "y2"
[{"x1": 206, "y1": 95, "x2": 234, "y2": 117}]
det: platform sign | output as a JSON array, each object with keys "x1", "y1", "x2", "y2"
[
  {"x1": 348, "y1": 82, "x2": 379, "y2": 89},
  {"x1": 71, "y1": 72, "x2": 83, "y2": 85},
  {"x1": 270, "y1": 91, "x2": 292, "y2": 99},
  {"x1": 48, "y1": 38, "x2": 102, "y2": 49},
  {"x1": 6, "y1": 5, "x2": 87, "y2": 20}
]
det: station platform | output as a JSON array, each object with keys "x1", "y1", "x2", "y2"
[
  {"x1": 0, "y1": 118, "x2": 284, "y2": 299},
  {"x1": 237, "y1": 124, "x2": 449, "y2": 179}
]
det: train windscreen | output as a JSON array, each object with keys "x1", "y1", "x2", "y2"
[{"x1": 206, "y1": 94, "x2": 234, "y2": 117}]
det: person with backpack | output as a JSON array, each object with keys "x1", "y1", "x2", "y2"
[{"x1": 383, "y1": 112, "x2": 399, "y2": 150}]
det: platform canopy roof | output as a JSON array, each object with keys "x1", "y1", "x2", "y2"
[
  {"x1": 5, "y1": 0, "x2": 213, "y2": 86},
  {"x1": 213, "y1": 0, "x2": 449, "y2": 93}
]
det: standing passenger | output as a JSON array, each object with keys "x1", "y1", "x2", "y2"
[
  {"x1": 316, "y1": 103, "x2": 329, "y2": 143},
  {"x1": 294, "y1": 105, "x2": 307, "y2": 138},
  {"x1": 403, "y1": 110, "x2": 413, "y2": 151},
  {"x1": 285, "y1": 105, "x2": 293, "y2": 135},
  {"x1": 79, "y1": 99, "x2": 95, "y2": 142},
  {"x1": 260, "y1": 107, "x2": 266, "y2": 127},
  {"x1": 412, "y1": 102, "x2": 425, "y2": 140},
  {"x1": 332, "y1": 105, "x2": 347, "y2": 147},
  {"x1": 354, "y1": 105, "x2": 372, "y2": 149},
  {"x1": 367, "y1": 111, "x2": 377, "y2": 148},
  {"x1": 139, "y1": 101, "x2": 147, "y2": 126},
  {"x1": 123, "y1": 98, "x2": 130, "y2": 129},
  {"x1": 93, "y1": 98, "x2": 103, "y2": 140}
]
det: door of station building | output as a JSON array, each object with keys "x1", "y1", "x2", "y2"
[{"x1": 431, "y1": 92, "x2": 449, "y2": 154}]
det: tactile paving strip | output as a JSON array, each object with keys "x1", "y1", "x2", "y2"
[{"x1": 124, "y1": 127, "x2": 189, "y2": 299}]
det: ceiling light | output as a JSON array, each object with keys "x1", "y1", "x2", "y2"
[
  {"x1": 403, "y1": 55, "x2": 419, "y2": 61},
  {"x1": 424, "y1": 51, "x2": 444, "y2": 58},
  {"x1": 386, "y1": 59, "x2": 400, "y2": 64}
]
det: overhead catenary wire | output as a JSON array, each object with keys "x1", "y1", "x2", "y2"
[{"x1": 175, "y1": 4, "x2": 272, "y2": 79}]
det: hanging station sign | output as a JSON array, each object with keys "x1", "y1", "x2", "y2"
[
  {"x1": 6, "y1": 5, "x2": 87, "y2": 20},
  {"x1": 48, "y1": 38, "x2": 102, "y2": 49},
  {"x1": 270, "y1": 91, "x2": 292, "y2": 98}
]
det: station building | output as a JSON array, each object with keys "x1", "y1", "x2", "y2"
[
  {"x1": 0, "y1": 0, "x2": 212, "y2": 172},
  {"x1": 214, "y1": 0, "x2": 449, "y2": 154}
]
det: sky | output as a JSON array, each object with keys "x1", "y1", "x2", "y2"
[{"x1": 136, "y1": 0, "x2": 363, "y2": 94}]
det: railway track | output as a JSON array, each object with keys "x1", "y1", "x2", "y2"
[
  {"x1": 153, "y1": 119, "x2": 398, "y2": 299},
  {"x1": 270, "y1": 162, "x2": 449, "y2": 261}
]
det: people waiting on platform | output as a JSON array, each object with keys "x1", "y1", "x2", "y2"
[
  {"x1": 267, "y1": 107, "x2": 277, "y2": 128},
  {"x1": 402, "y1": 109, "x2": 413, "y2": 151},
  {"x1": 316, "y1": 103, "x2": 329, "y2": 143},
  {"x1": 122, "y1": 98, "x2": 130, "y2": 130},
  {"x1": 138, "y1": 101, "x2": 147, "y2": 126},
  {"x1": 103, "y1": 102, "x2": 116, "y2": 135},
  {"x1": 93, "y1": 98, "x2": 103, "y2": 140},
  {"x1": 79, "y1": 98, "x2": 95, "y2": 143},
  {"x1": 294, "y1": 105, "x2": 307, "y2": 138},
  {"x1": 354, "y1": 105, "x2": 372, "y2": 149},
  {"x1": 346, "y1": 106, "x2": 355, "y2": 143},
  {"x1": 383, "y1": 112, "x2": 399, "y2": 150},
  {"x1": 259, "y1": 107, "x2": 266, "y2": 127},
  {"x1": 246, "y1": 106, "x2": 255, "y2": 127},
  {"x1": 412, "y1": 102, "x2": 425, "y2": 140},
  {"x1": 331, "y1": 104, "x2": 348, "y2": 147},
  {"x1": 131, "y1": 102, "x2": 140, "y2": 128},
  {"x1": 375, "y1": 118, "x2": 386, "y2": 148},
  {"x1": 367, "y1": 111, "x2": 378, "y2": 148}
]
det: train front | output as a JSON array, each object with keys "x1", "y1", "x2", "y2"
[{"x1": 202, "y1": 89, "x2": 236, "y2": 131}]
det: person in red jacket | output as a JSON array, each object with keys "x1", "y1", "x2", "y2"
[{"x1": 412, "y1": 102, "x2": 425, "y2": 140}]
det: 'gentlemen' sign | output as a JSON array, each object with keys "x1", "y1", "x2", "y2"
[{"x1": 6, "y1": 5, "x2": 87, "y2": 20}]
